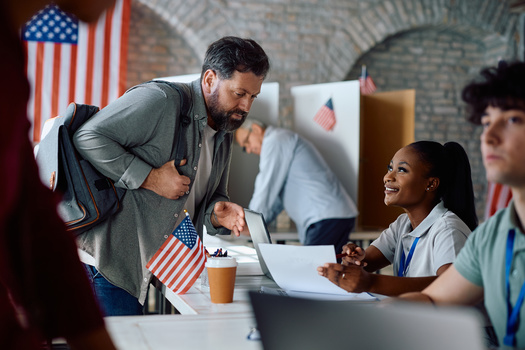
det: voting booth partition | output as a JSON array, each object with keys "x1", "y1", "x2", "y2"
[{"x1": 290, "y1": 82, "x2": 415, "y2": 230}]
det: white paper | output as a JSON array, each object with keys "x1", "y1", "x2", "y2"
[{"x1": 258, "y1": 244, "x2": 375, "y2": 300}]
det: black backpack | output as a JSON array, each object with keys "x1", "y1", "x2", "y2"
[{"x1": 35, "y1": 81, "x2": 191, "y2": 235}]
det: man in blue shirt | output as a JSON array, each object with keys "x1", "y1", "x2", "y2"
[{"x1": 235, "y1": 119, "x2": 358, "y2": 253}]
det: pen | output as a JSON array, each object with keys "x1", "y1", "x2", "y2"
[{"x1": 336, "y1": 253, "x2": 348, "y2": 259}]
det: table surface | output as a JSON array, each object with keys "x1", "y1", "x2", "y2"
[{"x1": 105, "y1": 313, "x2": 262, "y2": 350}]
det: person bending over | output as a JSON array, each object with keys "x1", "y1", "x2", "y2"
[{"x1": 235, "y1": 119, "x2": 358, "y2": 254}]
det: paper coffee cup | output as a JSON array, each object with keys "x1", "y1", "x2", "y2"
[{"x1": 205, "y1": 257, "x2": 237, "y2": 304}]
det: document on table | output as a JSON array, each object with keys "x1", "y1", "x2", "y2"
[{"x1": 258, "y1": 244, "x2": 376, "y2": 301}]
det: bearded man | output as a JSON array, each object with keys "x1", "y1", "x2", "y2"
[{"x1": 73, "y1": 36, "x2": 270, "y2": 315}]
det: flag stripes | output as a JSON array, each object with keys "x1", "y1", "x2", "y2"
[
  {"x1": 146, "y1": 215, "x2": 206, "y2": 295},
  {"x1": 314, "y1": 98, "x2": 336, "y2": 131},
  {"x1": 485, "y1": 182, "x2": 513, "y2": 220},
  {"x1": 23, "y1": 0, "x2": 130, "y2": 143},
  {"x1": 359, "y1": 65, "x2": 377, "y2": 95}
]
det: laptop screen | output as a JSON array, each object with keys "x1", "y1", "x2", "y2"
[
  {"x1": 244, "y1": 209, "x2": 273, "y2": 279},
  {"x1": 249, "y1": 291, "x2": 486, "y2": 350}
]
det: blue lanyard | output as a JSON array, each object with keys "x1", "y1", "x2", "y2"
[
  {"x1": 398, "y1": 237, "x2": 420, "y2": 277},
  {"x1": 504, "y1": 229, "x2": 525, "y2": 347}
]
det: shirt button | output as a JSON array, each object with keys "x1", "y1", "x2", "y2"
[
  {"x1": 185, "y1": 191, "x2": 190, "y2": 194},
  {"x1": 194, "y1": 166, "x2": 197, "y2": 171},
  {"x1": 174, "y1": 213, "x2": 178, "y2": 218},
  {"x1": 199, "y1": 143, "x2": 202, "y2": 148},
  {"x1": 164, "y1": 235, "x2": 168, "y2": 239},
  {"x1": 194, "y1": 114, "x2": 199, "y2": 119},
  {"x1": 144, "y1": 278, "x2": 148, "y2": 282}
]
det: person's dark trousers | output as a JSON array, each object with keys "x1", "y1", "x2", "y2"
[
  {"x1": 83, "y1": 264, "x2": 144, "y2": 316},
  {"x1": 305, "y1": 217, "x2": 355, "y2": 254}
]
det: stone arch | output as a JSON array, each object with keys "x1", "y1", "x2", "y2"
[
  {"x1": 323, "y1": 0, "x2": 518, "y2": 82},
  {"x1": 127, "y1": 1, "x2": 210, "y2": 87},
  {"x1": 135, "y1": 0, "x2": 235, "y2": 62}
]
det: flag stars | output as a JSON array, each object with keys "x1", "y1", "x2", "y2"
[{"x1": 22, "y1": 4, "x2": 78, "y2": 44}]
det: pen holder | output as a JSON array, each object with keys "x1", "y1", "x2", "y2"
[{"x1": 205, "y1": 257, "x2": 237, "y2": 304}]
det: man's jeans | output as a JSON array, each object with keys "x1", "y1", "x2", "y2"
[
  {"x1": 83, "y1": 264, "x2": 144, "y2": 316},
  {"x1": 305, "y1": 217, "x2": 356, "y2": 254}
]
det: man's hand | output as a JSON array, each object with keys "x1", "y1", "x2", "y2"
[
  {"x1": 141, "y1": 160, "x2": 190, "y2": 199},
  {"x1": 211, "y1": 201, "x2": 246, "y2": 236}
]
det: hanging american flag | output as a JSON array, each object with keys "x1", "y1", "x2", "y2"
[
  {"x1": 23, "y1": 0, "x2": 130, "y2": 143},
  {"x1": 359, "y1": 65, "x2": 376, "y2": 95},
  {"x1": 484, "y1": 182, "x2": 513, "y2": 220},
  {"x1": 146, "y1": 212, "x2": 206, "y2": 294},
  {"x1": 314, "y1": 98, "x2": 336, "y2": 131}
]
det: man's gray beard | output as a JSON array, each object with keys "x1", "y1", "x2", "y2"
[{"x1": 208, "y1": 89, "x2": 248, "y2": 132}]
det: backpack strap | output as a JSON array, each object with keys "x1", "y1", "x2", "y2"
[{"x1": 145, "y1": 80, "x2": 193, "y2": 166}]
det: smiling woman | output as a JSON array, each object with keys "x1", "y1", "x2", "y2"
[{"x1": 318, "y1": 140, "x2": 477, "y2": 297}]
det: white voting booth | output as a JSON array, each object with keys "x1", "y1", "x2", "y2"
[{"x1": 291, "y1": 81, "x2": 361, "y2": 205}]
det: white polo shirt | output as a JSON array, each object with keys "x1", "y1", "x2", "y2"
[{"x1": 371, "y1": 201, "x2": 471, "y2": 277}]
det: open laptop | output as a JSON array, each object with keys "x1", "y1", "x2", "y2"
[
  {"x1": 244, "y1": 209, "x2": 273, "y2": 280},
  {"x1": 249, "y1": 291, "x2": 486, "y2": 350}
]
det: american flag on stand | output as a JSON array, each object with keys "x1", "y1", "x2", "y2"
[
  {"x1": 484, "y1": 182, "x2": 513, "y2": 220},
  {"x1": 146, "y1": 212, "x2": 206, "y2": 294},
  {"x1": 359, "y1": 65, "x2": 376, "y2": 95},
  {"x1": 314, "y1": 98, "x2": 336, "y2": 131},
  {"x1": 22, "y1": 0, "x2": 130, "y2": 143}
]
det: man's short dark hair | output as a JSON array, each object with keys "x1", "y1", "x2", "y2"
[
  {"x1": 201, "y1": 36, "x2": 270, "y2": 80},
  {"x1": 462, "y1": 61, "x2": 525, "y2": 124}
]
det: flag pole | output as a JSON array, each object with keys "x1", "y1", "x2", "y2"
[{"x1": 361, "y1": 65, "x2": 367, "y2": 80}]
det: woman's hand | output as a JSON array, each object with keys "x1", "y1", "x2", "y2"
[
  {"x1": 317, "y1": 263, "x2": 372, "y2": 293},
  {"x1": 340, "y1": 243, "x2": 367, "y2": 266}
]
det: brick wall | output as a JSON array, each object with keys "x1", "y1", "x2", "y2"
[{"x1": 127, "y1": 0, "x2": 521, "y2": 221}]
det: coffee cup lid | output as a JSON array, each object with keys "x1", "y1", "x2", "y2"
[{"x1": 205, "y1": 256, "x2": 237, "y2": 268}]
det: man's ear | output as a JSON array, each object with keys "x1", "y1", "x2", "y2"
[
  {"x1": 251, "y1": 123, "x2": 264, "y2": 135},
  {"x1": 202, "y1": 69, "x2": 217, "y2": 94}
]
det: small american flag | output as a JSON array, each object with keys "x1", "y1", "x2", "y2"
[
  {"x1": 484, "y1": 182, "x2": 512, "y2": 220},
  {"x1": 359, "y1": 65, "x2": 376, "y2": 95},
  {"x1": 314, "y1": 98, "x2": 336, "y2": 131},
  {"x1": 146, "y1": 212, "x2": 206, "y2": 294},
  {"x1": 23, "y1": 0, "x2": 130, "y2": 142}
]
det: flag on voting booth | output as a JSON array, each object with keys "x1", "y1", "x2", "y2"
[
  {"x1": 22, "y1": 0, "x2": 131, "y2": 143},
  {"x1": 146, "y1": 212, "x2": 206, "y2": 294},
  {"x1": 314, "y1": 98, "x2": 337, "y2": 131},
  {"x1": 359, "y1": 65, "x2": 376, "y2": 95}
]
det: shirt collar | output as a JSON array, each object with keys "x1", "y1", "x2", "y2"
[
  {"x1": 505, "y1": 200, "x2": 525, "y2": 251},
  {"x1": 409, "y1": 201, "x2": 448, "y2": 237}
]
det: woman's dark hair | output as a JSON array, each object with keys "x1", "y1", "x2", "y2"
[
  {"x1": 462, "y1": 61, "x2": 525, "y2": 125},
  {"x1": 409, "y1": 141, "x2": 478, "y2": 231},
  {"x1": 201, "y1": 36, "x2": 270, "y2": 80}
]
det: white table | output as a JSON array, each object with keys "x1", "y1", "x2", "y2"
[
  {"x1": 105, "y1": 313, "x2": 262, "y2": 350},
  {"x1": 105, "y1": 234, "x2": 385, "y2": 349}
]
